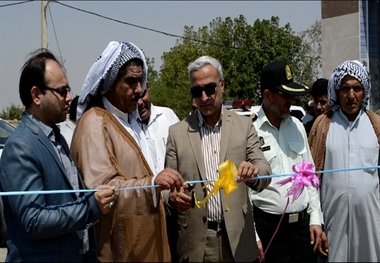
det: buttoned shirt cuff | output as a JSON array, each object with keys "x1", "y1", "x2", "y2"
[
  {"x1": 319, "y1": 209, "x2": 324, "y2": 225},
  {"x1": 254, "y1": 225, "x2": 260, "y2": 242},
  {"x1": 309, "y1": 210, "x2": 321, "y2": 226}
]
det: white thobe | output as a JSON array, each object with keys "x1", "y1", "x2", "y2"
[
  {"x1": 103, "y1": 97, "x2": 160, "y2": 206},
  {"x1": 322, "y1": 108, "x2": 380, "y2": 262}
]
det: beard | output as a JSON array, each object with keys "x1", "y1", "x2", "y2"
[{"x1": 269, "y1": 104, "x2": 290, "y2": 119}]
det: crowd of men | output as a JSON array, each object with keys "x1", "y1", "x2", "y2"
[{"x1": 0, "y1": 40, "x2": 379, "y2": 263}]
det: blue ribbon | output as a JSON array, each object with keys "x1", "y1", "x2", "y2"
[
  {"x1": 1, "y1": 165, "x2": 379, "y2": 196},
  {"x1": 0, "y1": 189, "x2": 99, "y2": 196}
]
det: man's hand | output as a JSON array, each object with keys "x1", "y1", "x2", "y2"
[
  {"x1": 318, "y1": 230, "x2": 328, "y2": 256},
  {"x1": 154, "y1": 167, "x2": 185, "y2": 193},
  {"x1": 94, "y1": 185, "x2": 116, "y2": 214},
  {"x1": 255, "y1": 240, "x2": 265, "y2": 262},
  {"x1": 310, "y1": 224, "x2": 323, "y2": 252},
  {"x1": 169, "y1": 186, "x2": 192, "y2": 213},
  {"x1": 236, "y1": 161, "x2": 259, "y2": 183}
]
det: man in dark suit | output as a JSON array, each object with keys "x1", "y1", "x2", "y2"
[
  {"x1": 164, "y1": 56, "x2": 272, "y2": 262},
  {"x1": 0, "y1": 50, "x2": 115, "y2": 262}
]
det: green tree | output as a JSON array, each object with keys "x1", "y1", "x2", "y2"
[
  {"x1": 296, "y1": 19, "x2": 322, "y2": 108},
  {"x1": 145, "y1": 56, "x2": 159, "y2": 84},
  {"x1": 210, "y1": 16, "x2": 306, "y2": 104},
  {"x1": 151, "y1": 28, "x2": 205, "y2": 119},
  {"x1": 152, "y1": 16, "x2": 320, "y2": 119},
  {"x1": 0, "y1": 103, "x2": 23, "y2": 120}
]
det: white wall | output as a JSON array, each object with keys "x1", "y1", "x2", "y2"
[{"x1": 322, "y1": 12, "x2": 360, "y2": 78}]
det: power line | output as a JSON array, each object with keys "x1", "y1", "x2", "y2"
[
  {"x1": 53, "y1": 1, "x2": 238, "y2": 50},
  {"x1": 47, "y1": 2, "x2": 64, "y2": 65},
  {"x1": 0, "y1": 0, "x2": 32, "y2": 8}
]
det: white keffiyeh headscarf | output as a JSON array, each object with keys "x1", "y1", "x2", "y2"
[
  {"x1": 327, "y1": 60, "x2": 370, "y2": 112},
  {"x1": 76, "y1": 41, "x2": 147, "y2": 120}
]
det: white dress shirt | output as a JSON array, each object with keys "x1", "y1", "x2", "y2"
[
  {"x1": 250, "y1": 106, "x2": 321, "y2": 226},
  {"x1": 139, "y1": 104, "x2": 179, "y2": 171},
  {"x1": 58, "y1": 119, "x2": 76, "y2": 147}
]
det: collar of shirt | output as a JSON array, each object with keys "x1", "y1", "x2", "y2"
[
  {"x1": 138, "y1": 104, "x2": 163, "y2": 131},
  {"x1": 196, "y1": 105, "x2": 224, "y2": 129},
  {"x1": 63, "y1": 120, "x2": 76, "y2": 131},
  {"x1": 25, "y1": 111, "x2": 53, "y2": 138},
  {"x1": 146, "y1": 104, "x2": 162, "y2": 128},
  {"x1": 337, "y1": 107, "x2": 364, "y2": 127},
  {"x1": 102, "y1": 96, "x2": 140, "y2": 125},
  {"x1": 101, "y1": 96, "x2": 160, "y2": 178}
]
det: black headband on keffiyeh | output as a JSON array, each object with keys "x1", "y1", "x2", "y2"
[
  {"x1": 76, "y1": 41, "x2": 147, "y2": 120},
  {"x1": 327, "y1": 60, "x2": 370, "y2": 112}
]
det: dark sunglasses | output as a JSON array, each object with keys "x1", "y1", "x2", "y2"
[
  {"x1": 40, "y1": 85, "x2": 71, "y2": 98},
  {"x1": 190, "y1": 81, "x2": 220, "y2": 98}
]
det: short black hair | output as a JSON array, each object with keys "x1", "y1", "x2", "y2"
[
  {"x1": 19, "y1": 49, "x2": 64, "y2": 108},
  {"x1": 310, "y1": 78, "x2": 328, "y2": 99},
  {"x1": 69, "y1": 95, "x2": 79, "y2": 121}
]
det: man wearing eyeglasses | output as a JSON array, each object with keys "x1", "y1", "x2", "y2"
[
  {"x1": 0, "y1": 49, "x2": 115, "y2": 262},
  {"x1": 249, "y1": 61, "x2": 323, "y2": 262},
  {"x1": 164, "y1": 55, "x2": 272, "y2": 262}
]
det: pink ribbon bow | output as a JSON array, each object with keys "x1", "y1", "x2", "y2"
[{"x1": 277, "y1": 161, "x2": 319, "y2": 202}]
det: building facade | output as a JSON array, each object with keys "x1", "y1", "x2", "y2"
[{"x1": 322, "y1": 0, "x2": 380, "y2": 110}]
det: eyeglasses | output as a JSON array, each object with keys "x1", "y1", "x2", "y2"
[
  {"x1": 40, "y1": 85, "x2": 71, "y2": 98},
  {"x1": 190, "y1": 81, "x2": 220, "y2": 98}
]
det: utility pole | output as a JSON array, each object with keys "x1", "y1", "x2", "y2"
[{"x1": 41, "y1": 0, "x2": 49, "y2": 49}]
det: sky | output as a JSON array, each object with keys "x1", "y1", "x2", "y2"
[{"x1": 0, "y1": 1, "x2": 321, "y2": 110}]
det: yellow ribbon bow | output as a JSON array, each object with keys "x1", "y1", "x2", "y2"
[{"x1": 194, "y1": 160, "x2": 238, "y2": 211}]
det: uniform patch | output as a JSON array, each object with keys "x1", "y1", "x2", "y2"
[
  {"x1": 259, "y1": 136, "x2": 264, "y2": 146},
  {"x1": 250, "y1": 113, "x2": 258, "y2": 122}
]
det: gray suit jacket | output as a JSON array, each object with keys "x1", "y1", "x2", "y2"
[
  {"x1": 0, "y1": 113, "x2": 103, "y2": 262},
  {"x1": 165, "y1": 108, "x2": 271, "y2": 262}
]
